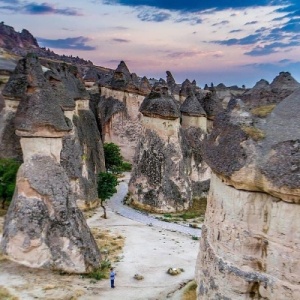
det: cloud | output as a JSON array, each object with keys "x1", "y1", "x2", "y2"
[
  {"x1": 37, "y1": 36, "x2": 96, "y2": 50},
  {"x1": 213, "y1": 33, "x2": 261, "y2": 45},
  {"x1": 165, "y1": 50, "x2": 222, "y2": 59},
  {"x1": 175, "y1": 16, "x2": 202, "y2": 25},
  {"x1": 245, "y1": 21, "x2": 258, "y2": 25},
  {"x1": 0, "y1": 0, "x2": 19, "y2": 3},
  {"x1": 243, "y1": 60, "x2": 300, "y2": 75},
  {"x1": 111, "y1": 38, "x2": 130, "y2": 43},
  {"x1": 212, "y1": 20, "x2": 229, "y2": 26},
  {"x1": 166, "y1": 51, "x2": 201, "y2": 59},
  {"x1": 137, "y1": 10, "x2": 171, "y2": 22},
  {"x1": 103, "y1": 0, "x2": 283, "y2": 12},
  {"x1": 245, "y1": 40, "x2": 300, "y2": 56},
  {"x1": 0, "y1": 1, "x2": 82, "y2": 16},
  {"x1": 229, "y1": 29, "x2": 243, "y2": 33}
]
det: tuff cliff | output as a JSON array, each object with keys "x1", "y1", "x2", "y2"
[{"x1": 196, "y1": 78, "x2": 300, "y2": 299}]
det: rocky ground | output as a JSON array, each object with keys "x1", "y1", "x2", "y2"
[{"x1": 0, "y1": 175, "x2": 200, "y2": 300}]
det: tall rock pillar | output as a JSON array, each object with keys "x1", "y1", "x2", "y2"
[
  {"x1": 129, "y1": 85, "x2": 192, "y2": 212},
  {"x1": 0, "y1": 55, "x2": 101, "y2": 273}
]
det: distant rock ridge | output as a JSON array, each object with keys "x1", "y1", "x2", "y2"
[{"x1": 0, "y1": 22, "x2": 39, "y2": 50}]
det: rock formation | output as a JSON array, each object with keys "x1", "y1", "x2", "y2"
[
  {"x1": 241, "y1": 72, "x2": 300, "y2": 108},
  {"x1": 45, "y1": 62, "x2": 105, "y2": 208},
  {"x1": 196, "y1": 89, "x2": 300, "y2": 299},
  {"x1": 129, "y1": 85, "x2": 193, "y2": 212},
  {"x1": 0, "y1": 21, "x2": 39, "y2": 51},
  {"x1": 0, "y1": 54, "x2": 101, "y2": 273},
  {"x1": 98, "y1": 61, "x2": 148, "y2": 161},
  {"x1": 180, "y1": 88, "x2": 211, "y2": 202}
]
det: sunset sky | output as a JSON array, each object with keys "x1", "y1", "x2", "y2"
[{"x1": 1, "y1": 0, "x2": 299, "y2": 87}]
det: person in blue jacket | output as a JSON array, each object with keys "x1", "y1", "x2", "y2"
[{"x1": 110, "y1": 267, "x2": 116, "y2": 288}]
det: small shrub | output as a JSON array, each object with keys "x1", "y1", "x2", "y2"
[{"x1": 192, "y1": 235, "x2": 199, "y2": 240}]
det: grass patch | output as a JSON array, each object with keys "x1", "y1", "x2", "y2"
[
  {"x1": 251, "y1": 105, "x2": 276, "y2": 118},
  {"x1": 183, "y1": 280, "x2": 197, "y2": 300},
  {"x1": 85, "y1": 260, "x2": 111, "y2": 281},
  {"x1": 163, "y1": 213, "x2": 172, "y2": 218},
  {"x1": 242, "y1": 126, "x2": 265, "y2": 141},
  {"x1": 0, "y1": 286, "x2": 18, "y2": 300},
  {"x1": 178, "y1": 211, "x2": 199, "y2": 220},
  {"x1": 88, "y1": 228, "x2": 125, "y2": 280}
]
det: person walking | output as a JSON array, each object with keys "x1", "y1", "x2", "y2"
[{"x1": 110, "y1": 267, "x2": 116, "y2": 288}]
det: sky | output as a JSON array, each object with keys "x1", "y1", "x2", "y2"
[{"x1": 0, "y1": 0, "x2": 299, "y2": 87}]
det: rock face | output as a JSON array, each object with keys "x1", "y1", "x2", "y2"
[
  {"x1": 0, "y1": 55, "x2": 101, "y2": 273},
  {"x1": 129, "y1": 86, "x2": 192, "y2": 212},
  {"x1": 196, "y1": 89, "x2": 300, "y2": 299}
]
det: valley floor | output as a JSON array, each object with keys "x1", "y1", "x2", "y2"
[{"x1": 0, "y1": 176, "x2": 200, "y2": 300}]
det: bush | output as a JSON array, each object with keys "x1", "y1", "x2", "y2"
[
  {"x1": 103, "y1": 143, "x2": 123, "y2": 173},
  {"x1": 103, "y1": 143, "x2": 132, "y2": 173},
  {"x1": 0, "y1": 158, "x2": 20, "y2": 208},
  {"x1": 85, "y1": 260, "x2": 111, "y2": 281},
  {"x1": 121, "y1": 161, "x2": 132, "y2": 171}
]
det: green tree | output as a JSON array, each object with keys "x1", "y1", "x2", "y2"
[
  {"x1": 0, "y1": 158, "x2": 20, "y2": 209},
  {"x1": 103, "y1": 143, "x2": 123, "y2": 173},
  {"x1": 97, "y1": 172, "x2": 118, "y2": 219}
]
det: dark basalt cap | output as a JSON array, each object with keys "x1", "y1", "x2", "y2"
[
  {"x1": 139, "y1": 86, "x2": 180, "y2": 120},
  {"x1": 180, "y1": 90, "x2": 206, "y2": 117},
  {"x1": 45, "y1": 63, "x2": 89, "y2": 102},
  {"x1": 15, "y1": 87, "x2": 71, "y2": 135},
  {"x1": 2, "y1": 53, "x2": 47, "y2": 99}
]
